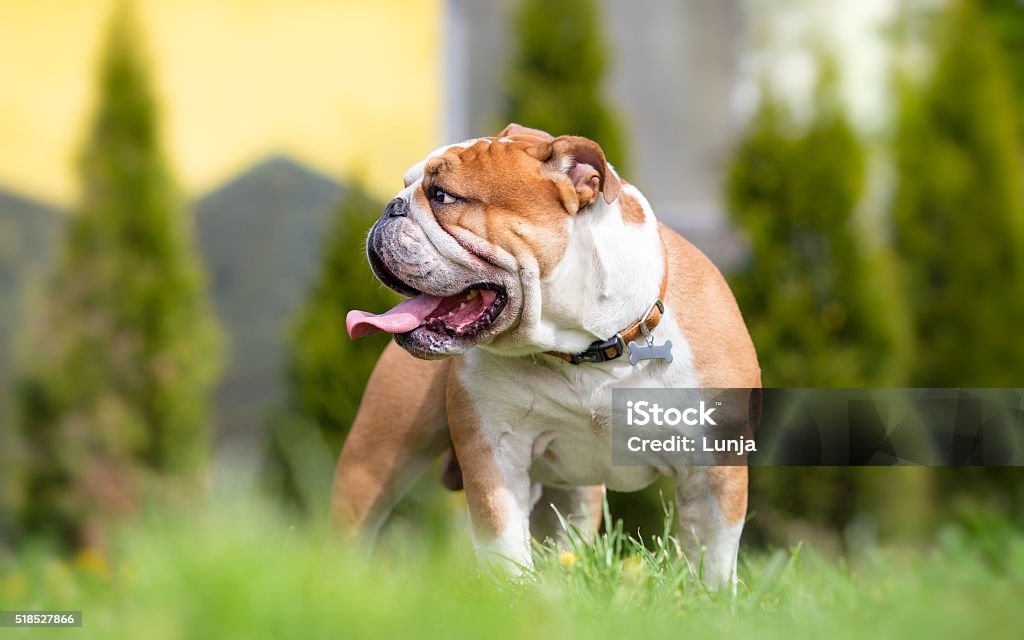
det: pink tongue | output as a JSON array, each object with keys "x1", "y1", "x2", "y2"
[{"x1": 346, "y1": 294, "x2": 444, "y2": 339}]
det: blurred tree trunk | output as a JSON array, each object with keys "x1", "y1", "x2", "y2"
[{"x1": 853, "y1": 468, "x2": 933, "y2": 544}]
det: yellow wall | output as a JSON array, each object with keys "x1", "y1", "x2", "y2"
[{"x1": 0, "y1": 0, "x2": 442, "y2": 205}]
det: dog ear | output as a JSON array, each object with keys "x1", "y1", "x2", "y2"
[
  {"x1": 498, "y1": 122, "x2": 554, "y2": 141},
  {"x1": 543, "y1": 135, "x2": 622, "y2": 212}
]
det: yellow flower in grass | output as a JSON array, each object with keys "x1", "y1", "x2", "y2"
[
  {"x1": 622, "y1": 555, "x2": 644, "y2": 580},
  {"x1": 1, "y1": 572, "x2": 29, "y2": 600},
  {"x1": 559, "y1": 551, "x2": 578, "y2": 567},
  {"x1": 118, "y1": 563, "x2": 137, "y2": 587},
  {"x1": 73, "y1": 547, "x2": 111, "y2": 579},
  {"x1": 44, "y1": 560, "x2": 73, "y2": 598}
]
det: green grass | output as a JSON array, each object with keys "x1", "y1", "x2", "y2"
[{"x1": 2, "y1": 494, "x2": 1023, "y2": 639}]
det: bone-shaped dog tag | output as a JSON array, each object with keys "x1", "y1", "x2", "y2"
[{"x1": 628, "y1": 340, "x2": 673, "y2": 365}]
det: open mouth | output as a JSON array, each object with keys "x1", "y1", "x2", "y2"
[
  {"x1": 416, "y1": 284, "x2": 507, "y2": 337},
  {"x1": 346, "y1": 276, "x2": 507, "y2": 341}
]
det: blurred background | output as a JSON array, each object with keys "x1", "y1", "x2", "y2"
[{"x1": 1, "y1": 0, "x2": 1023, "y2": 562}]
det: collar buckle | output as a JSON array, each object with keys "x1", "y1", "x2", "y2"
[{"x1": 569, "y1": 334, "x2": 626, "y2": 365}]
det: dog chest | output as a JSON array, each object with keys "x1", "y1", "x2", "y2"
[{"x1": 459, "y1": 351, "x2": 669, "y2": 490}]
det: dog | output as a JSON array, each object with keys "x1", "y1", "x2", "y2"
[{"x1": 332, "y1": 124, "x2": 760, "y2": 589}]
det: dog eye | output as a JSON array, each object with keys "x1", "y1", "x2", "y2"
[{"x1": 432, "y1": 187, "x2": 458, "y2": 205}]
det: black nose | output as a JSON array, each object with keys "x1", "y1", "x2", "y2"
[{"x1": 384, "y1": 197, "x2": 408, "y2": 218}]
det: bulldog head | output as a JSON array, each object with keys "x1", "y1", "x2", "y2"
[{"x1": 346, "y1": 123, "x2": 628, "y2": 359}]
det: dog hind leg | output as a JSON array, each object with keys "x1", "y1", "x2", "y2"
[
  {"x1": 330, "y1": 341, "x2": 451, "y2": 540},
  {"x1": 674, "y1": 466, "x2": 747, "y2": 593},
  {"x1": 529, "y1": 485, "x2": 605, "y2": 545}
]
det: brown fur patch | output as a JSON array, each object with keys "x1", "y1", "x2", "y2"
[
  {"x1": 708, "y1": 467, "x2": 748, "y2": 526},
  {"x1": 498, "y1": 123, "x2": 554, "y2": 142},
  {"x1": 660, "y1": 223, "x2": 760, "y2": 389},
  {"x1": 660, "y1": 224, "x2": 759, "y2": 528},
  {"x1": 619, "y1": 193, "x2": 646, "y2": 225},
  {"x1": 424, "y1": 139, "x2": 572, "y2": 277},
  {"x1": 330, "y1": 342, "x2": 451, "y2": 535}
]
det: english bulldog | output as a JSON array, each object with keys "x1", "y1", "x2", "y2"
[{"x1": 332, "y1": 124, "x2": 760, "y2": 589}]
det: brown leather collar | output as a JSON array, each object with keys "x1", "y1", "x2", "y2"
[{"x1": 545, "y1": 260, "x2": 669, "y2": 365}]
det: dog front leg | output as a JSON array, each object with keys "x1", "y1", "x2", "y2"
[
  {"x1": 674, "y1": 466, "x2": 747, "y2": 592},
  {"x1": 447, "y1": 375, "x2": 534, "y2": 573}
]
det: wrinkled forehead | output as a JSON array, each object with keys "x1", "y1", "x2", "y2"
[{"x1": 402, "y1": 138, "x2": 483, "y2": 188}]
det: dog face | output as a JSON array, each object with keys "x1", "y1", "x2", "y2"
[{"x1": 347, "y1": 124, "x2": 623, "y2": 359}]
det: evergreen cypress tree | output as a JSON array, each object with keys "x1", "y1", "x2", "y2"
[
  {"x1": 264, "y1": 182, "x2": 394, "y2": 515},
  {"x1": 502, "y1": 0, "x2": 628, "y2": 170},
  {"x1": 0, "y1": 390, "x2": 15, "y2": 548},
  {"x1": 982, "y1": 0, "x2": 1024, "y2": 133},
  {"x1": 13, "y1": 3, "x2": 221, "y2": 548},
  {"x1": 892, "y1": 0, "x2": 1024, "y2": 387},
  {"x1": 728, "y1": 65, "x2": 909, "y2": 388},
  {"x1": 892, "y1": 1, "x2": 1024, "y2": 527},
  {"x1": 728, "y1": 64, "x2": 926, "y2": 545}
]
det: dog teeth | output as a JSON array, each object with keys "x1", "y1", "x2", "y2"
[
  {"x1": 459, "y1": 302, "x2": 466, "y2": 310},
  {"x1": 467, "y1": 290, "x2": 478, "y2": 299}
]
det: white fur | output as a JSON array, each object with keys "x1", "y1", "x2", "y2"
[{"x1": 510, "y1": 183, "x2": 663, "y2": 352}]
